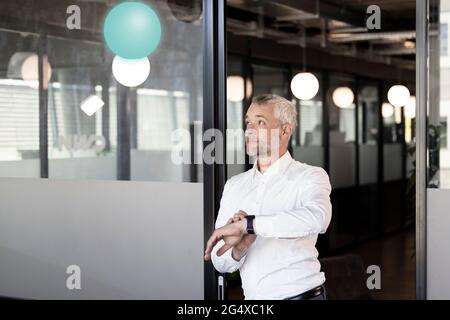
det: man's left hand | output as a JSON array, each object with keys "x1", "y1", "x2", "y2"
[{"x1": 204, "y1": 218, "x2": 247, "y2": 261}]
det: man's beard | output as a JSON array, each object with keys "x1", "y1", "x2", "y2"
[
  {"x1": 245, "y1": 129, "x2": 280, "y2": 158},
  {"x1": 246, "y1": 140, "x2": 270, "y2": 157}
]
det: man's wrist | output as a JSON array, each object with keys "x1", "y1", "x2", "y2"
[
  {"x1": 232, "y1": 234, "x2": 253, "y2": 261},
  {"x1": 238, "y1": 218, "x2": 247, "y2": 234}
]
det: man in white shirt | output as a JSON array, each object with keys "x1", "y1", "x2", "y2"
[{"x1": 204, "y1": 94, "x2": 332, "y2": 300}]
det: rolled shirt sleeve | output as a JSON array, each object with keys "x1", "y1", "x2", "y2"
[
  {"x1": 211, "y1": 239, "x2": 246, "y2": 273},
  {"x1": 254, "y1": 167, "x2": 332, "y2": 239},
  {"x1": 211, "y1": 179, "x2": 247, "y2": 273}
]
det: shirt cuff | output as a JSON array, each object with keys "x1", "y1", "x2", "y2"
[
  {"x1": 222, "y1": 245, "x2": 240, "y2": 262},
  {"x1": 211, "y1": 240, "x2": 246, "y2": 273},
  {"x1": 254, "y1": 215, "x2": 275, "y2": 237}
]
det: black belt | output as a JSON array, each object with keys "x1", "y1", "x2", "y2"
[{"x1": 285, "y1": 285, "x2": 325, "y2": 300}]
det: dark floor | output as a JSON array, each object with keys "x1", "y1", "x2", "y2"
[
  {"x1": 226, "y1": 227, "x2": 416, "y2": 300},
  {"x1": 336, "y1": 226, "x2": 416, "y2": 300}
]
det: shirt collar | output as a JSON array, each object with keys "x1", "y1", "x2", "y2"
[{"x1": 252, "y1": 151, "x2": 293, "y2": 181}]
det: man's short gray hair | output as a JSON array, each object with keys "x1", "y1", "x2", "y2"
[{"x1": 252, "y1": 94, "x2": 297, "y2": 128}]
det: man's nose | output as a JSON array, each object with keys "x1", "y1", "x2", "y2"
[{"x1": 245, "y1": 127, "x2": 257, "y2": 137}]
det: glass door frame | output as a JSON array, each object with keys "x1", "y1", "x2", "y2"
[
  {"x1": 203, "y1": 0, "x2": 228, "y2": 300},
  {"x1": 210, "y1": 0, "x2": 425, "y2": 301},
  {"x1": 416, "y1": 0, "x2": 428, "y2": 301}
]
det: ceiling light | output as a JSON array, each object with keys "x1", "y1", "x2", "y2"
[
  {"x1": 112, "y1": 56, "x2": 150, "y2": 87},
  {"x1": 332, "y1": 87, "x2": 354, "y2": 108},
  {"x1": 227, "y1": 75, "x2": 253, "y2": 102},
  {"x1": 388, "y1": 84, "x2": 410, "y2": 108},
  {"x1": 290, "y1": 72, "x2": 319, "y2": 100}
]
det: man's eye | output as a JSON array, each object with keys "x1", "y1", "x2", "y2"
[{"x1": 258, "y1": 120, "x2": 265, "y2": 125}]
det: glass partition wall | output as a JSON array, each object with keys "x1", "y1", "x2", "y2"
[
  {"x1": 0, "y1": 0, "x2": 204, "y2": 183},
  {"x1": 292, "y1": 70, "x2": 324, "y2": 168},
  {"x1": 0, "y1": 0, "x2": 225, "y2": 300}
]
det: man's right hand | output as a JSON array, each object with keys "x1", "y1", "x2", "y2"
[{"x1": 226, "y1": 211, "x2": 257, "y2": 261}]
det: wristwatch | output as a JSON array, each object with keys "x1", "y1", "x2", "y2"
[{"x1": 246, "y1": 215, "x2": 256, "y2": 234}]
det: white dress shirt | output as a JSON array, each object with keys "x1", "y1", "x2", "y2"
[{"x1": 211, "y1": 151, "x2": 332, "y2": 300}]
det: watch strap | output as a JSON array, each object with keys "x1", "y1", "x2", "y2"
[{"x1": 246, "y1": 215, "x2": 256, "y2": 234}]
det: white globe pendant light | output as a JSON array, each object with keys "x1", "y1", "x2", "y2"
[
  {"x1": 332, "y1": 87, "x2": 354, "y2": 108},
  {"x1": 290, "y1": 72, "x2": 319, "y2": 100},
  {"x1": 112, "y1": 56, "x2": 150, "y2": 87},
  {"x1": 21, "y1": 54, "x2": 52, "y2": 89},
  {"x1": 382, "y1": 102, "x2": 394, "y2": 118},
  {"x1": 387, "y1": 85, "x2": 410, "y2": 108},
  {"x1": 227, "y1": 75, "x2": 253, "y2": 102}
]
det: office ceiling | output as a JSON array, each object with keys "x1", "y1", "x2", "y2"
[
  {"x1": 227, "y1": 0, "x2": 416, "y2": 69},
  {"x1": 325, "y1": 0, "x2": 414, "y2": 18},
  {"x1": 0, "y1": 0, "x2": 416, "y2": 70}
]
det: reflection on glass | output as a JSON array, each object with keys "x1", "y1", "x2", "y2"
[
  {"x1": 0, "y1": 33, "x2": 40, "y2": 178},
  {"x1": 328, "y1": 75, "x2": 356, "y2": 189},
  {"x1": 435, "y1": 0, "x2": 450, "y2": 188},
  {"x1": 358, "y1": 85, "x2": 379, "y2": 186},
  {"x1": 252, "y1": 64, "x2": 288, "y2": 97},
  {"x1": 329, "y1": 75, "x2": 356, "y2": 144},
  {"x1": 382, "y1": 84, "x2": 405, "y2": 183},
  {"x1": 226, "y1": 56, "x2": 247, "y2": 178},
  {"x1": 290, "y1": 71, "x2": 323, "y2": 169},
  {"x1": 299, "y1": 99, "x2": 323, "y2": 146},
  {"x1": 0, "y1": 0, "x2": 204, "y2": 183},
  {"x1": 359, "y1": 86, "x2": 379, "y2": 145}
]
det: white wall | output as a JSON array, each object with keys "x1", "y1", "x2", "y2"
[
  {"x1": 49, "y1": 156, "x2": 116, "y2": 180},
  {"x1": 0, "y1": 159, "x2": 39, "y2": 178},
  {"x1": 427, "y1": 188, "x2": 450, "y2": 299},
  {"x1": 0, "y1": 178, "x2": 204, "y2": 299},
  {"x1": 130, "y1": 150, "x2": 191, "y2": 182}
]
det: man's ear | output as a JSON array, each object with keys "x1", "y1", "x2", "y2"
[{"x1": 282, "y1": 124, "x2": 292, "y2": 137}]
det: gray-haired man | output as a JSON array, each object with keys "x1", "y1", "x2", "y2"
[{"x1": 204, "y1": 94, "x2": 332, "y2": 300}]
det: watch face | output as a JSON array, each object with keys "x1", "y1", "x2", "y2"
[{"x1": 247, "y1": 215, "x2": 255, "y2": 234}]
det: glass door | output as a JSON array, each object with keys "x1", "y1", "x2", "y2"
[
  {"x1": 419, "y1": 0, "x2": 450, "y2": 300},
  {"x1": 0, "y1": 0, "x2": 222, "y2": 299}
]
